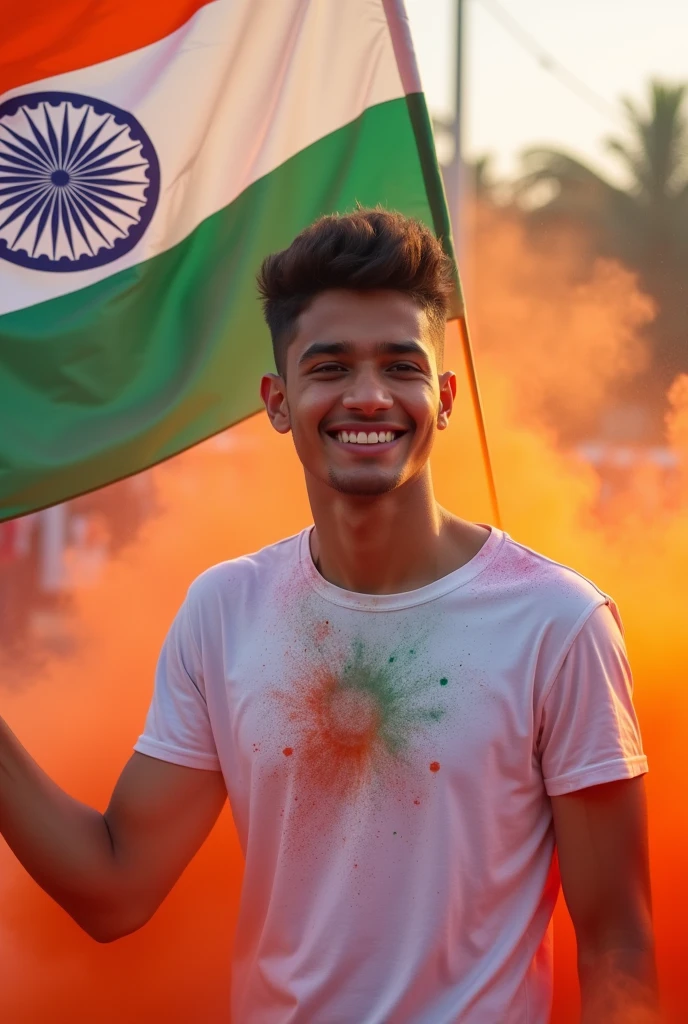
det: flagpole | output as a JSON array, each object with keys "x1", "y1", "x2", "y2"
[
  {"x1": 457, "y1": 315, "x2": 502, "y2": 528},
  {"x1": 450, "y1": 0, "x2": 502, "y2": 529}
]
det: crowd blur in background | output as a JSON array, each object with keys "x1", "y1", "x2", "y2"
[{"x1": 0, "y1": 475, "x2": 156, "y2": 664}]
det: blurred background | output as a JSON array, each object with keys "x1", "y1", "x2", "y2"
[{"x1": 1, "y1": 1, "x2": 686, "y2": 1021}]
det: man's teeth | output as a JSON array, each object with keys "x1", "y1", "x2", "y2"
[{"x1": 335, "y1": 430, "x2": 399, "y2": 444}]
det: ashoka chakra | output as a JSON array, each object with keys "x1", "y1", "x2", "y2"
[{"x1": 0, "y1": 91, "x2": 160, "y2": 272}]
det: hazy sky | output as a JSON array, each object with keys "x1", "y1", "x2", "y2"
[{"x1": 405, "y1": 0, "x2": 688, "y2": 187}]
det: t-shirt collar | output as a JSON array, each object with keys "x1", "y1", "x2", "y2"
[{"x1": 299, "y1": 523, "x2": 506, "y2": 611}]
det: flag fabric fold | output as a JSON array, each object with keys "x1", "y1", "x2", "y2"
[{"x1": 0, "y1": 0, "x2": 459, "y2": 520}]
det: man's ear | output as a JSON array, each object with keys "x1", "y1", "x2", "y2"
[
  {"x1": 260, "y1": 373, "x2": 292, "y2": 434},
  {"x1": 437, "y1": 370, "x2": 456, "y2": 431}
]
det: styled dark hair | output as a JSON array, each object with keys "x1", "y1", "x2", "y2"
[{"x1": 257, "y1": 207, "x2": 455, "y2": 376}]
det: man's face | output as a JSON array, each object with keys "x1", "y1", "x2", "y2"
[{"x1": 260, "y1": 289, "x2": 456, "y2": 498}]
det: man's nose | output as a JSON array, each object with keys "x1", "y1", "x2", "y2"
[{"x1": 341, "y1": 369, "x2": 394, "y2": 412}]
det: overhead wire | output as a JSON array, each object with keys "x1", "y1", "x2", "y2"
[{"x1": 471, "y1": 0, "x2": 619, "y2": 124}]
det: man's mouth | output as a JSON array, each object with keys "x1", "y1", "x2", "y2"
[{"x1": 324, "y1": 429, "x2": 408, "y2": 451}]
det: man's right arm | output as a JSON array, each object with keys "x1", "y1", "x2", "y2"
[{"x1": 0, "y1": 716, "x2": 227, "y2": 942}]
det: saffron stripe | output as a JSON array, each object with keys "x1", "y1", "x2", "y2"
[{"x1": 3, "y1": 0, "x2": 216, "y2": 95}]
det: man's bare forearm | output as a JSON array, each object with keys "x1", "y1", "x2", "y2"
[
  {"x1": 579, "y1": 944, "x2": 660, "y2": 1024},
  {"x1": 0, "y1": 716, "x2": 121, "y2": 939}
]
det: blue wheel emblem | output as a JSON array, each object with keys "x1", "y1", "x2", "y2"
[{"x1": 0, "y1": 91, "x2": 160, "y2": 272}]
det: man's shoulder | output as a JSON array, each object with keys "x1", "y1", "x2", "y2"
[
  {"x1": 185, "y1": 528, "x2": 305, "y2": 605},
  {"x1": 482, "y1": 532, "x2": 622, "y2": 674},
  {"x1": 491, "y1": 530, "x2": 611, "y2": 617}
]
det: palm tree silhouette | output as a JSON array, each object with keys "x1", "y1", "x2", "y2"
[{"x1": 517, "y1": 81, "x2": 688, "y2": 393}]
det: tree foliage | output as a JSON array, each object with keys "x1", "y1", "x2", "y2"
[{"x1": 515, "y1": 82, "x2": 688, "y2": 393}]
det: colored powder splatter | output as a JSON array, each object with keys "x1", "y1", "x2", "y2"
[
  {"x1": 429, "y1": 761, "x2": 440, "y2": 773},
  {"x1": 271, "y1": 636, "x2": 448, "y2": 804},
  {"x1": 283, "y1": 747, "x2": 293, "y2": 756},
  {"x1": 440, "y1": 677, "x2": 448, "y2": 686}
]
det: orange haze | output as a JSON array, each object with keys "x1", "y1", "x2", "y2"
[{"x1": 1, "y1": 207, "x2": 686, "y2": 1023}]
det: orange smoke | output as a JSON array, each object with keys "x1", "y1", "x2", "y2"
[{"x1": 1, "y1": 206, "x2": 686, "y2": 1022}]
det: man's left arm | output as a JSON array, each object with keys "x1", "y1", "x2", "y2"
[{"x1": 552, "y1": 776, "x2": 660, "y2": 1023}]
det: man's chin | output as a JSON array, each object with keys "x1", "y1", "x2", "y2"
[{"x1": 325, "y1": 468, "x2": 403, "y2": 497}]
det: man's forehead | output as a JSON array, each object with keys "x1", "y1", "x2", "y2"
[{"x1": 295, "y1": 289, "x2": 428, "y2": 340}]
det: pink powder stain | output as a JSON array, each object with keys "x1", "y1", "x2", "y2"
[
  {"x1": 474, "y1": 542, "x2": 548, "y2": 589},
  {"x1": 271, "y1": 557, "x2": 311, "y2": 610},
  {"x1": 312, "y1": 619, "x2": 332, "y2": 645}
]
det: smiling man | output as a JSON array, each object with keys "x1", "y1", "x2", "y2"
[{"x1": 0, "y1": 209, "x2": 657, "y2": 1023}]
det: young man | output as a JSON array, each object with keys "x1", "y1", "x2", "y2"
[{"x1": 0, "y1": 210, "x2": 657, "y2": 1022}]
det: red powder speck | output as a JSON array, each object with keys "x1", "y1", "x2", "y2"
[
  {"x1": 283, "y1": 747, "x2": 293, "y2": 756},
  {"x1": 429, "y1": 761, "x2": 440, "y2": 773},
  {"x1": 413, "y1": 799, "x2": 421, "y2": 805}
]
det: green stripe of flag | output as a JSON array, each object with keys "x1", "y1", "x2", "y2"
[{"x1": 0, "y1": 96, "x2": 457, "y2": 520}]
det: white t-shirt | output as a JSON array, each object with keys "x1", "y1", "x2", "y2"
[{"x1": 135, "y1": 525, "x2": 647, "y2": 1024}]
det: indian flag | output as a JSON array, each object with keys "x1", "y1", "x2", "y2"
[{"x1": 0, "y1": 0, "x2": 460, "y2": 521}]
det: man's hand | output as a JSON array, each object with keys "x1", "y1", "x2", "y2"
[
  {"x1": 552, "y1": 776, "x2": 660, "y2": 1023},
  {"x1": 0, "y1": 716, "x2": 226, "y2": 941}
]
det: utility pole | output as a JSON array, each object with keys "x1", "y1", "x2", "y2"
[{"x1": 446, "y1": 0, "x2": 502, "y2": 526}]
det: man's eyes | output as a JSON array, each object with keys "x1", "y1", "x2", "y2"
[{"x1": 312, "y1": 362, "x2": 419, "y2": 373}]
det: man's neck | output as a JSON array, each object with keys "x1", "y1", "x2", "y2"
[{"x1": 307, "y1": 474, "x2": 490, "y2": 596}]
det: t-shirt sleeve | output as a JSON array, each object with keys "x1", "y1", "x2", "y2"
[
  {"x1": 134, "y1": 596, "x2": 221, "y2": 772},
  {"x1": 538, "y1": 601, "x2": 648, "y2": 796}
]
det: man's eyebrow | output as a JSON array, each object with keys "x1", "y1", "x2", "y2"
[{"x1": 297, "y1": 340, "x2": 428, "y2": 366}]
